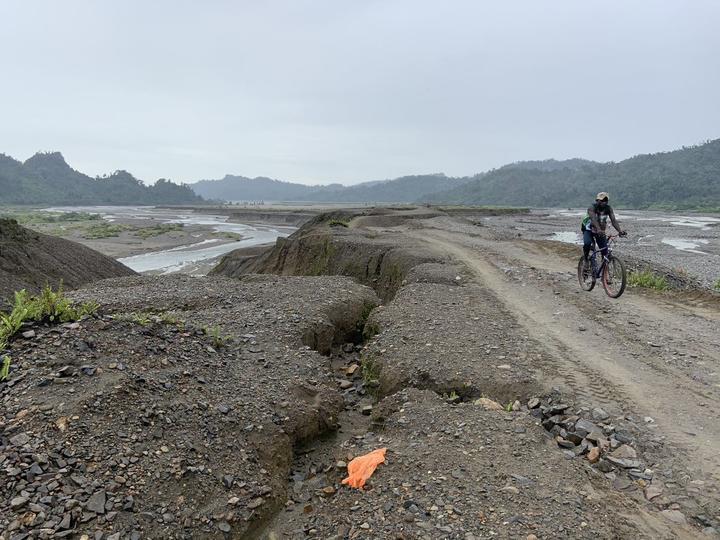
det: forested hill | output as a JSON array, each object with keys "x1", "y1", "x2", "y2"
[
  {"x1": 0, "y1": 152, "x2": 204, "y2": 205},
  {"x1": 191, "y1": 173, "x2": 474, "y2": 203},
  {"x1": 423, "y1": 139, "x2": 720, "y2": 209}
]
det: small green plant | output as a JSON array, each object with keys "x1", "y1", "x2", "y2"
[
  {"x1": 0, "y1": 285, "x2": 98, "y2": 383},
  {"x1": 204, "y1": 326, "x2": 229, "y2": 349},
  {"x1": 0, "y1": 356, "x2": 10, "y2": 381},
  {"x1": 132, "y1": 312, "x2": 152, "y2": 326},
  {"x1": 505, "y1": 401, "x2": 514, "y2": 412},
  {"x1": 714, "y1": 278, "x2": 720, "y2": 291},
  {"x1": 2, "y1": 285, "x2": 97, "y2": 330},
  {"x1": 361, "y1": 356, "x2": 381, "y2": 383},
  {"x1": 160, "y1": 312, "x2": 183, "y2": 326},
  {"x1": 628, "y1": 270, "x2": 669, "y2": 290}
]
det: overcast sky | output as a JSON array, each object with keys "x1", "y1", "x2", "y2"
[{"x1": 1, "y1": 1, "x2": 719, "y2": 185}]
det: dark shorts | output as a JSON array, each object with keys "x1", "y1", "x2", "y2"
[{"x1": 583, "y1": 228, "x2": 607, "y2": 253}]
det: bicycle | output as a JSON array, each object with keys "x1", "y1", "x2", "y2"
[{"x1": 577, "y1": 234, "x2": 627, "y2": 298}]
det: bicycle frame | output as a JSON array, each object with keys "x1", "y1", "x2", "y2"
[{"x1": 588, "y1": 235, "x2": 618, "y2": 278}]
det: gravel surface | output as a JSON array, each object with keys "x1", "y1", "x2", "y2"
[
  {"x1": 481, "y1": 209, "x2": 720, "y2": 287},
  {"x1": 1, "y1": 274, "x2": 378, "y2": 539},
  {"x1": 266, "y1": 388, "x2": 673, "y2": 539}
]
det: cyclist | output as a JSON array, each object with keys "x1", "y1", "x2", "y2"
[{"x1": 581, "y1": 192, "x2": 627, "y2": 262}]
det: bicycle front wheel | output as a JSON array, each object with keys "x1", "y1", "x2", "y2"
[
  {"x1": 602, "y1": 256, "x2": 626, "y2": 298},
  {"x1": 577, "y1": 256, "x2": 595, "y2": 291}
]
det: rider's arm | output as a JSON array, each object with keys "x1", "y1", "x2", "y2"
[{"x1": 608, "y1": 208, "x2": 623, "y2": 234}]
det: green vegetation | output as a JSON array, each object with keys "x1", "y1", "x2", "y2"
[
  {"x1": 203, "y1": 326, "x2": 230, "y2": 349},
  {"x1": 112, "y1": 310, "x2": 184, "y2": 328},
  {"x1": 0, "y1": 285, "x2": 98, "y2": 380},
  {"x1": 133, "y1": 223, "x2": 184, "y2": 239},
  {"x1": 714, "y1": 279, "x2": 720, "y2": 291},
  {"x1": 361, "y1": 355, "x2": 381, "y2": 384},
  {"x1": 422, "y1": 139, "x2": 720, "y2": 208},
  {"x1": 0, "y1": 210, "x2": 102, "y2": 225},
  {"x1": 192, "y1": 172, "x2": 471, "y2": 204},
  {"x1": 82, "y1": 222, "x2": 129, "y2": 239},
  {"x1": 628, "y1": 270, "x2": 669, "y2": 290},
  {"x1": 0, "y1": 151, "x2": 204, "y2": 205},
  {"x1": 0, "y1": 356, "x2": 9, "y2": 381},
  {"x1": 215, "y1": 231, "x2": 243, "y2": 241},
  {"x1": 328, "y1": 219, "x2": 349, "y2": 228},
  {"x1": 132, "y1": 312, "x2": 152, "y2": 326}
]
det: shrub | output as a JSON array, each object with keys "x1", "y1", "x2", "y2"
[
  {"x1": 714, "y1": 279, "x2": 720, "y2": 291},
  {"x1": 628, "y1": 270, "x2": 669, "y2": 290}
]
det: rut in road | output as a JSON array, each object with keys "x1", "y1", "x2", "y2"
[{"x1": 411, "y1": 229, "x2": 720, "y2": 484}]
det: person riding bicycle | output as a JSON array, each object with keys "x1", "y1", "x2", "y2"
[{"x1": 581, "y1": 192, "x2": 627, "y2": 262}]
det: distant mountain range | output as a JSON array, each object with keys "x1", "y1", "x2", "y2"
[
  {"x1": 0, "y1": 152, "x2": 203, "y2": 205},
  {"x1": 3, "y1": 138, "x2": 719, "y2": 208},
  {"x1": 422, "y1": 139, "x2": 720, "y2": 209},
  {"x1": 190, "y1": 138, "x2": 720, "y2": 209},
  {"x1": 191, "y1": 173, "x2": 474, "y2": 204}
]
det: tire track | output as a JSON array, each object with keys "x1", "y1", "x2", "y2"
[{"x1": 411, "y1": 228, "x2": 720, "y2": 481}]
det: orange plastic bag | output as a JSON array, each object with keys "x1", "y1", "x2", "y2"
[{"x1": 341, "y1": 448, "x2": 387, "y2": 489}]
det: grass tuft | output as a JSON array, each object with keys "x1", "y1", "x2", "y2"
[
  {"x1": 203, "y1": 326, "x2": 230, "y2": 349},
  {"x1": 628, "y1": 270, "x2": 669, "y2": 290}
]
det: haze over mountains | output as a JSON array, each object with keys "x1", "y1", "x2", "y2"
[
  {"x1": 0, "y1": 152, "x2": 202, "y2": 205},
  {"x1": 1, "y1": 138, "x2": 719, "y2": 208},
  {"x1": 193, "y1": 138, "x2": 720, "y2": 209}
]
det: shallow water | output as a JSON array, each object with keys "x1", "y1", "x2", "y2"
[
  {"x1": 550, "y1": 231, "x2": 582, "y2": 244},
  {"x1": 43, "y1": 206, "x2": 294, "y2": 273},
  {"x1": 661, "y1": 237, "x2": 710, "y2": 255}
]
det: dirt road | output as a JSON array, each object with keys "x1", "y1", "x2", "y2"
[
  {"x1": 207, "y1": 208, "x2": 720, "y2": 537},
  {"x1": 408, "y1": 221, "x2": 720, "y2": 518}
]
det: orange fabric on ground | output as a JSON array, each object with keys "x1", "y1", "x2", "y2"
[{"x1": 341, "y1": 448, "x2": 387, "y2": 489}]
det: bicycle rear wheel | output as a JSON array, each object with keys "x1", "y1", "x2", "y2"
[
  {"x1": 602, "y1": 256, "x2": 626, "y2": 298},
  {"x1": 577, "y1": 256, "x2": 595, "y2": 291}
]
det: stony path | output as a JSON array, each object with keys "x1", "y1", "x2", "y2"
[{"x1": 410, "y1": 224, "x2": 720, "y2": 527}]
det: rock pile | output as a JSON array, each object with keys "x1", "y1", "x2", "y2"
[{"x1": 531, "y1": 397, "x2": 666, "y2": 504}]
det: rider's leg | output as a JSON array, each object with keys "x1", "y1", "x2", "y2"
[
  {"x1": 595, "y1": 232, "x2": 608, "y2": 258},
  {"x1": 582, "y1": 229, "x2": 593, "y2": 260}
]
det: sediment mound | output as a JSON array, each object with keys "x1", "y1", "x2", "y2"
[
  {"x1": 0, "y1": 219, "x2": 135, "y2": 303},
  {"x1": 211, "y1": 209, "x2": 449, "y2": 301}
]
